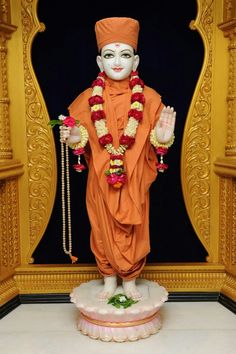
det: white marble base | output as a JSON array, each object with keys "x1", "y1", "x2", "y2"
[{"x1": 70, "y1": 279, "x2": 168, "y2": 342}]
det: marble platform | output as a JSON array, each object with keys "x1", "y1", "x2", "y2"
[{"x1": 70, "y1": 279, "x2": 168, "y2": 342}]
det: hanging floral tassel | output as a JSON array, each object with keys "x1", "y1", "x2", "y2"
[
  {"x1": 72, "y1": 147, "x2": 87, "y2": 172},
  {"x1": 156, "y1": 147, "x2": 169, "y2": 173},
  {"x1": 105, "y1": 154, "x2": 127, "y2": 188},
  {"x1": 150, "y1": 130, "x2": 175, "y2": 173}
]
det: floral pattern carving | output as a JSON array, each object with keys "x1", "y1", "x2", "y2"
[{"x1": 21, "y1": 0, "x2": 57, "y2": 261}]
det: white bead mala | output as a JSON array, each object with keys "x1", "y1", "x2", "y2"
[{"x1": 60, "y1": 140, "x2": 78, "y2": 263}]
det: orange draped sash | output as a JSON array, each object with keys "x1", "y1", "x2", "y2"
[{"x1": 69, "y1": 78, "x2": 164, "y2": 280}]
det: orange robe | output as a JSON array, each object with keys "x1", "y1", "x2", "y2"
[{"x1": 69, "y1": 77, "x2": 164, "y2": 280}]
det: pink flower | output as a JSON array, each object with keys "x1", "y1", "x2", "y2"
[
  {"x1": 119, "y1": 134, "x2": 135, "y2": 148},
  {"x1": 156, "y1": 163, "x2": 168, "y2": 172},
  {"x1": 131, "y1": 92, "x2": 145, "y2": 104},
  {"x1": 106, "y1": 173, "x2": 127, "y2": 187},
  {"x1": 73, "y1": 163, "x2": 86, "y2": 172},
  {"x1": 91, "y1": 110, "x2": 106, "y2": 122},
  {"x1": 88, "y1": 95, "x2": 104, "y2": 106},
  {"x1": 99, "y1": 133, "x2": 113, "y2": 146},
  {"x1": 128, "y1": 109, "x2": 143, "y2": 121},
  {"x1": 73, "y1": 148, "x2": 85, "y2": 155},
  {"x1": 63, "y1": 116, "x2": 76, "y2": 127}
]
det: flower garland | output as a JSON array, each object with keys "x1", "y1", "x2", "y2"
[
  {"x1": 89, "y1": 71, "x2": 145, "y2": 188},
  {"x1": 150, "y1": 130, "x2": 175, "y2": 172}
]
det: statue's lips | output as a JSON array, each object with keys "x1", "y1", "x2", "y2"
[{"x1": 112, "y1": 68, "x2": 123, "y2": 72}]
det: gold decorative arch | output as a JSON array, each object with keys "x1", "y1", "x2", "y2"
[
  {"x1": 181, "y1": 0, "x2": 213, "y2": 255},
  {"x1": 21, "y1": 0, "x2": 57, "y2": 262},
  {"x1": 0, "y1": 0, "x2": 235, "y2": 306}
]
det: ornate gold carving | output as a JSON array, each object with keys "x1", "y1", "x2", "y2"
[
  {"x1": 0, "y1": 0, "x2": 17, "y2": 161},
  {"x1": 0, "y1": 179, "x2": 20, "y2": 271},
  {"x1": 21, "y1": 0, "x2": 57, "y2": 261},
  {"x1": 181, "y1": 0, "x2": 213, "y2": 252},
  {"x1": 218, "y1": 2, "x2": 236, "y2": 156},
  {"x1": 223, "y1": 0, "x2": 236, "y2": 22},
  {"x1": 221, "y1": 272, "x2": 236, "y2": 301},
  {"x1": 219, "y1": 177, "x2": 232, "y2": 267},
  {"x1": 14, "y1": 264, "x2": 225, "y2": 294},
  {"x1": 0, "y1": 31, "x2": 11, "y2": 160},
  {"x1": 0, "y1": 0, "x2": 9, "y2": 23},
  {"x1": 232, "y1": 179, "x2": 236, "y2": 266},
  {"x1": 219, "y1": 176, "x2": 236, "y2": 274},
  {"x1": 0, "y1": 276, "x2": 18, "y2": 306}
]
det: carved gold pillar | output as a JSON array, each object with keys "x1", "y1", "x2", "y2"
[
  {"x1": 218, "y1": 0, "x2": 236, "y2": 156},
  {"x1": 214, "y1": 0, "x2": 236, "y2": 301},
  {"x1": 0, "y1": 1, "x2": 23, "y2": 306},
  {"x1": 0, "y1": 1, "x2": 16, "y2": 160}
]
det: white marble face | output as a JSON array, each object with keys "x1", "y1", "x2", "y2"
[{"x1": 96, "y1": 42, "x2": 139, "y2": 80}]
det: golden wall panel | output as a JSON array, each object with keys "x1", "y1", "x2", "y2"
[{"x1": 20, "y1": 0, "x2": 57, "y2": 261}]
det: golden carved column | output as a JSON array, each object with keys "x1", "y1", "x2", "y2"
[
  {"x1": 218, "y1": 0, "x2": 236, "y2": 156},
  {"x1": 0, "y1": 0, "x2": 23, "y2": 306},
  {"x1": 214, "y1": 0, "x2": 236, "y2": 301},
  {"x1": 0, "y1": 0, "x2": 16, "y2": 160}
]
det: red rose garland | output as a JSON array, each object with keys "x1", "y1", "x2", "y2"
[{"x1": 89, "y1": 71, "x2": 145, "y2": 188}]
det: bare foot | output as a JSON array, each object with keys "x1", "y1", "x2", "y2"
[
  {"x1": 122, "y1": 279, "x2": 142, "y2": 301},
  {"x1": 97, "y1": 275, "x2": 117, "y2": 301}
]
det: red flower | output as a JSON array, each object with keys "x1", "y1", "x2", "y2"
[
  {"x1": 130, "y1": 70, "x2": 139, "y2": 77},
  {"x1": 99, "y1": 133, "x2": 113, "y2": 146},
  {"x1": 88, "y1": 95, "x2": 104, "y2": 106},
  {"x1": 98, "y1": 72, "x2": 106, "y2": 78},
  {"x1": 128, "y1": 109, "x2": 143, "y2": 121},
  {"x1": 91, "y1": 110, "x2": 106, "y2": 122},
  {"x1": 131, "y1": 92, "x2": 145, "y2": 104},
  {"x1": 91, "y1": 78, "x2": 105, "y2": 88},
  {"x1": 156, "y1": 147, "x2": 168, "y2": 155},
  {"x1": 119, "y1": 134, "x2": 135, "y2": 148},
  {"x1": 73, "y1": 148, "x2": 85, "y2": 155},
  {"x1": 63, "y1": 116, "x2": 76, "y2": 127},
  {"x1": 129, "y1": 77, "x2": 144, "y2": 89},
  {"x1": 73, "y1": 163, "x2": 86, "y2": 172},
  {"x1": 110, "y1": 154, "x2": 123, "y2": 160}
]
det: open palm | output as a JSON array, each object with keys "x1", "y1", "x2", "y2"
[{"x1": 155, "y1": 106, "x2": 176, "y2": 143}]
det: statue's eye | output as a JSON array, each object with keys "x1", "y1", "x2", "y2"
[
  {"x1": 103, "y1": 53, "x2": 114, "y2": 59},
  {"x1": 121, "y1": 53, "x2": 132, "y2": 58}
]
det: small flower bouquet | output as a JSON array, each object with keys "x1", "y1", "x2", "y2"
[
  {"x1": 48, "y1": 114, "x2": 89, "y2": 172},
  {"x1": 107, "y1": 293, "x2": 138, "y2": 309}
]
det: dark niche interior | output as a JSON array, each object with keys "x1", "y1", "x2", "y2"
[{"x1": 32, "y1": 0, "x2": 208, "y2": 264}]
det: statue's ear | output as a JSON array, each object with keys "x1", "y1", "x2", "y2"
[
  {"x1": 132, "y1": 55, "x2": 140, "y2": 71},
  {"x1": 96, "y1": 55, "x2": 103, "y2": 72}
]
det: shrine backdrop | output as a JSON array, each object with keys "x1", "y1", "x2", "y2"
[{"x1": 0, "y1": 0, "x2": 236, "y2": 311}]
